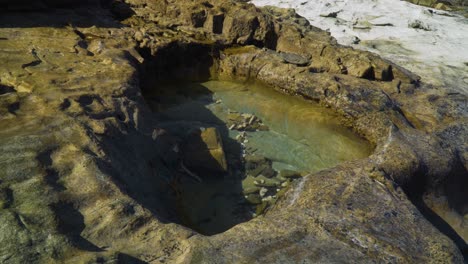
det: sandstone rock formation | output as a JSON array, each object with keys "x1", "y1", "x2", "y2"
[
  {"x1": 183, "y1": 127, "x2": 228, "y2": 173},
  {"x1": 0, "y1": 0, "x2": 466, "y2": 263},
  {"x1": 405, "y1": 0, "x2": 467, "y2": 11}
]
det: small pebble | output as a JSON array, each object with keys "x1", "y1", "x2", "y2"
[
  {"x1": 277, "y1": 176, "x2": 287, "y2": 182},
  {"x1": 243, "y1": 187, "x2": 260, "y2": 194}
]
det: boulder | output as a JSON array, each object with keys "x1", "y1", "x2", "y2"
[{"x1": 183, "y1": 127, "x2": 228, "y2": 173}]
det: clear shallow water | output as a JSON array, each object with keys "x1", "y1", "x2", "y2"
[
  {"x1": 146, "y1": 80, "x2": 373, "y2": 235},
  {"x1": 208, "y1": 81, "x2": 372, "y2": 171},
  {"x1": 150, "y1": 80, "x2": 372, "y2": 173}
]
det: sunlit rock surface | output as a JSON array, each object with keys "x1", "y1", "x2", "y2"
[
  {"x1": 252, "y1": 0, "x2": 468, "y2": 94},
  {"x1": 0, "y1": 0, "x2": 466, "y2": 263}
]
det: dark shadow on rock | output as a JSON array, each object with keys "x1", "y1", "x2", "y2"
[
  {"x1": 444, "y1": 153, "x2": 468, "y2": 261},
  {"x1": 117, "y1": 253, "x2": 148, "y2": 264},
  {"x1": 405, "y1": 162, "x2": 468, "y2": 261},
  {"x1": 0, "y1": 0, "x2": 102, "y2": 9},
  {"x1": 144, "y1": 82, "x2": 250, "y2": 236},
  {"x1": 52, "y1": 202, "x2": 103, "y2": 252},
  {"x1": 105, "y1": 0, "x2": 135, "y2": 21},
  {"x1": 446, "y1": 153, "x2": 468, "y2": 217},
  {"x1": 37, "y1": 147, "x2": 66, "y2": 191},
  {"x1": 92, "y1": 81, "x2": 251, "y2": 235},
  {"x1": 138, "y1": 42, "x2": 217, "y2": 85},
  {"x1": 0, "y1": 84, "x2": 15, "y2": 95},
  {"x1": 411, "y1": 196, "x2": 468, "y2": 261},
  {"x1": 88, "y1": 130, "x2": 183, "y2": 224},
  {"x1": 90, "y1": 42, "x2": 251, "y2": 235},
  {"x1": 0, "y1": 0, "x2": 134, "y2": 28},
  {"x1": 7, "y1": 101, "x2": 20, "y2": 115}
]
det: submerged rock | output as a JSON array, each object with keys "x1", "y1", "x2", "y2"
[
  {"x1": 243, "y1": 186, "x2": 261, "y2": 194},
  {"x1": 278, "y1": 169, "x2": 302, "y2": 179},
  {"x1": 227, "y1": 111, "x2": 269, "y2": 131},
  {"x1": 244, "y1": 154, "x2": 278, "y2": 178},
  {"x1": 183, "y1": 127, "x2": 228, "y2": 173},
  {"x1": 245, "y1": 193, "x2": 262, "y2": 204}
]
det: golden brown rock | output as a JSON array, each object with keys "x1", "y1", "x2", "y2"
[
  {"x1": 0, "y1": 0, "x2": 466, "y2": 263},
  {"x1": 183, "y1": 127, "x2": 228, "y2": 173}
]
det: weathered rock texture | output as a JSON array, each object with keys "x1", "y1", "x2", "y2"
[
  {"x1": 405, "y1": 0, "x2": 467, "y2": 11},
  {"x1": 0, "y1": 0, "x2": 466, "y2": 263}
]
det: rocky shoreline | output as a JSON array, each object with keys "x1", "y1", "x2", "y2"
[
  {"x1": 252, "y1": 0, "x2": 468, "y2": 94},
  {"x1": 0, "y1": 0, "x2": 466, "y2": 263}
]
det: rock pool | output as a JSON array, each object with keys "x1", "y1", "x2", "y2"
[{"x1": 145, "y1": 80, "x2": 373, "y2": 235}]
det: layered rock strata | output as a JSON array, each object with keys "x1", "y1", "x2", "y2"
[{"x1": 0, "y1": 0, "x2": 466, "y2": 263}]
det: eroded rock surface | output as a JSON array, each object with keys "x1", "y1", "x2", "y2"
[
  {"x1": 252, "y1": 0, "x2": 468, "y2": 94},
  {"x1": 0, "y1": 0, "x2": 466, "y2": 263}
]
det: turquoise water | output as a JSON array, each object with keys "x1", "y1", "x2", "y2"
[
  {"x1": 150, "y1": 80, "x2": 372, "y2": 172},
  {"x1": 146, "y1": 80, "x2": 373, "y2": 235}
]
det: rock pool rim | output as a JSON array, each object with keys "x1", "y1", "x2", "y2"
[
  {"x1": 137, "y1": 43, "x2": 383, "y2": 236},
  {"x1": 134, "y1": 35, "x2": 468, "y2": 259},
  {"x1": 136, "y1": 39, "x2": 462, "y2": 190}
]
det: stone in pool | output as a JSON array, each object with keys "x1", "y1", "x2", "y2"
[{"x1": 183, "y1": 127, "x2": 228, "y2": 173}]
